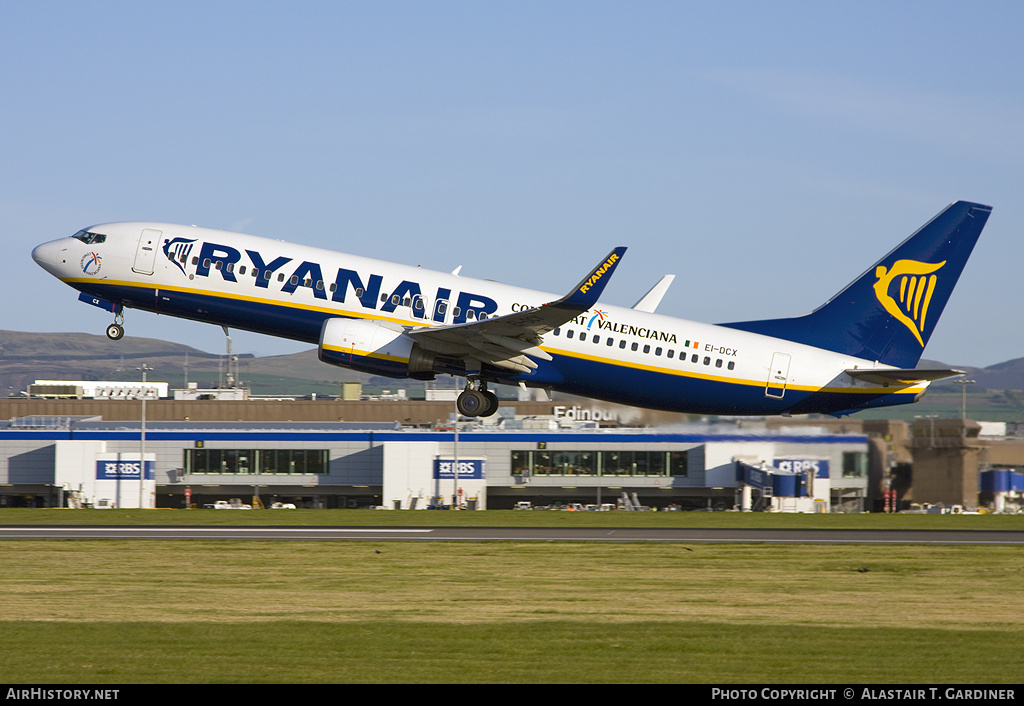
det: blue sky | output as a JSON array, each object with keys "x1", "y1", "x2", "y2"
[{"x1": 4, "y1": 1, "x2": 1022, "y2": 367}]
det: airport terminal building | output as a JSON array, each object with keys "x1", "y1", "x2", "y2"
[{"x1": 0, "y1": 414, "x2": 871, "y2": 511}]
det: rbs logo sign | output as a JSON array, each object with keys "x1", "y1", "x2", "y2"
[
  {"x1": 433, "y1": 459, "x2": 485, "y2": 480},
  {"x1": 773, "y1": 458, "x2": 829, "y2": 479},
  {"x1": 96, "y1": 461, "x2": 154, "y2": 480}
]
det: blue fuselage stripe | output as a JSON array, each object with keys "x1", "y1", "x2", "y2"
[{"x1": 77, "y1": 281, "x2": 916, "y2": 416}]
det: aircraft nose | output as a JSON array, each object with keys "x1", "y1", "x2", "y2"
[
  {"x1": 31, "y1": 243, "x2": 51, "y2": 266},
  {"x1": 31, "y1": 240, "x2": 67, "y2": 275}
]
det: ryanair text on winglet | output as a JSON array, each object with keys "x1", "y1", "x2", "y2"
[{"x1": 579, "y1": 253, "x2": 619, "y2": 294}]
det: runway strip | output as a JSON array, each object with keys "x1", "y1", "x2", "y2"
[{"x1": 2, "y1": 526, "x2": 1023, "y2": 544}]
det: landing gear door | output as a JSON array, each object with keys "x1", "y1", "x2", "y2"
[
  {"x1": 132, "y1": 228, "x2": 161, "y2": 275},
  {"x1": 765, "y1": 352, "x2": 791, "y2": 399}
]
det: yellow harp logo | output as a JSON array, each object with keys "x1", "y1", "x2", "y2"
[{"x1": 873, "y1": 259, "x2": 945, "y2": 346}]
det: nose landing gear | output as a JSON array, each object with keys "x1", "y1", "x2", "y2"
[{"x1": 106, "y1": 311, "x2": 125, "y2": 340}]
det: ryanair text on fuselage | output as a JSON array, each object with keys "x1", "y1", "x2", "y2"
[{"x1": 182, "y1": 239, "x2": 499, "y2": 325}]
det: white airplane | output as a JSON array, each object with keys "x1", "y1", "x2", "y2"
[{"x1": 31, "y1": 201, "x2": 991, "y2": 418}]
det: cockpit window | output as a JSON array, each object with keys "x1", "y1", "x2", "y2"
[{"x1": 71, "y1": 230, "x2": 106, "y2": 245}]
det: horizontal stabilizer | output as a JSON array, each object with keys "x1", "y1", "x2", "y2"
[{"x1": 845, "y1": 368, "x2": 965, "y2": 386}]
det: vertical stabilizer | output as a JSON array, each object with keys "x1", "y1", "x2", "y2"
[{"x1": 720, "y1": 201, "x2": 991, "y2": 368}]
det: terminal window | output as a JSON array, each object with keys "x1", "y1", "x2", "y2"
[
  {"x1": 185, "y1": 448, "x2": 329, "y2": 475},
  {"x1": 511, "y1": 449, "x2": 687, "y2": 477},
  {"x1": 842, "y1": 451, "x2": 868, "y2": 478}
]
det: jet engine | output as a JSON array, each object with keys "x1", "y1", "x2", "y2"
[{"x1": 318, "y1": 317, "x2": 437, "y2": 379}]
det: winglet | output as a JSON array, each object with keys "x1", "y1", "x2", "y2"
[
  {"x1": 547, "y1": 247, "x2": 627, "y2": 313},
  {"x1": 632, "y1": 274, "x2": 675, "y2": 312}
]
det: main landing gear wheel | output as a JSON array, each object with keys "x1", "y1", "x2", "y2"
[
  {"x1": 457, "y1": 389, "x2": 486, "y2": 417},
  {"x1": 456, "y1": 385, "x2": 500, "y2": 418},
  {"x1": 481, "y1": 390, "x2": 499, "y2": 417}
]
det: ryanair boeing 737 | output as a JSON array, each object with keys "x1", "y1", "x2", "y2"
[{"x1": 31, "y1": 201, "x2": 991, "y2": 418}]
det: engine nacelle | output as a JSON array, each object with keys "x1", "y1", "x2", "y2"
[{"x1": 318, "y1": 317, "x2": 436, "y2": 379}]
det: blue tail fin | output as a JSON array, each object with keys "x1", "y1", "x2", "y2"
[{"x1": 720, "y1": 201, "x2": 992, "y2": 368}]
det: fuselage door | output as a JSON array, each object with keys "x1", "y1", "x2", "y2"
[
  {"x1": 765, "y1": 352, "x2": 791, "y2": 399},
  {"x1": 132, "y1": 228, "x2": 161, "y2": 275}
]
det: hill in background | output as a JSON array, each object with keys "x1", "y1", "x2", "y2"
[
  {"x1": 0, "y1": 331, "x2": 1021, "y2": 420},
  {"x1": 0, "y1": 330, "x2": 374, "y2": 398}
]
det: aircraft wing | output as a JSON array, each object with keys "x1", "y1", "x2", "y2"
[
  {"x1": 845, "y1": 368, "x2": 965, "y2": 386},
  {"x1": 407, "y1": 247, "x2": 626, "y2": 373}
]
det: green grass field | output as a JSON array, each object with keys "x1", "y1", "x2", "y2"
[
  {"x1": 1, "y1": 511, "x2": 1022, "y2": 683},
  {"x1": 1, "y1": 507, "x2": 1022, "y2": 529}
]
